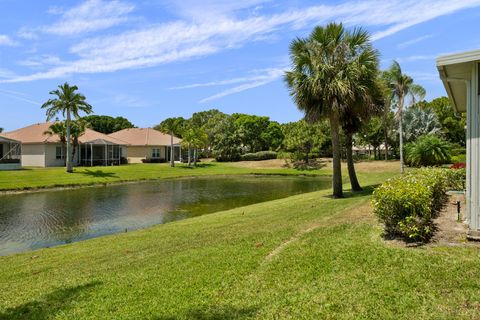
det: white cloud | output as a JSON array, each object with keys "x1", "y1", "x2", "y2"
[
  {"x1": 397, "y1": 34, "x2": 434, "y2": 49},
  {"x1": 0, "y1": 68, "x2": 17, "y2": 79},
  {"x1": 17, "y1": 55, "x2": 65, "y2": 68},
  {"x1": 188, "y1": 68, "x2": 285, "y2": 103},
  {"x1": 0, "y1": 35, "x2": 17, "y2": 46},
  {"x1": 42, "y1": 0, "x2": 135, "y2": 35},
  {"x1": 4, "y1": 0, "x2": 480, "y2": 84},
  {"x1": 17, "y1": 27, "x2": 38, "y2": 40},
  {"x1": 0, "y1": 89, "x2": 40, "y2": 105},
  {"x1": 407, "y1": 71, "x2": 440, "y2": 82}
]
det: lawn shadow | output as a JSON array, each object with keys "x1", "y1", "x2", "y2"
[
  {"x1": 322, "y1": 184, "x2": 381, "y2": 199},
  {"x1": 177, "y1": 163, "x2": 215, "y2": 170},
  {"x1": 75, "y1": 169, "x2": 118, "y2": 178},
  {"x1": 152, "y1": 305, "x2": 258, "y2": 320},
  {"x1": 0, "y1": 281, "x2": 101, "y2": 320}
]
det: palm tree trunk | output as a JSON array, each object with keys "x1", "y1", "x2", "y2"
[
  {"x1": 383, "y1": 103, "x2": 389, "y2": 161},
  {"x1": 398, "y1": 96, "x2": 405, "y2": 174},
  {"x1": 194, "y1": 148, "x2": 197, "y2": 166},
  {"x1": 384, "y1": 132, "x2": 389, "y2": 161},
  {"x1": 188, "y1": 146, "x2": 191, "y2": 166},
  {"x1": 345, "y1": 133, "x2": 362, "y2": 191},
  {"x1": 66, "y1": 110, "x2": 73, "y2": 173},
  {"x1": 170, "y1": 131, "x2": 175, "y2": 167},
  {"x1": 329, "y1": 113, "x2": 343, "y2": 198}
]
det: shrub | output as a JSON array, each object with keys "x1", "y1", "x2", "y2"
[
  {"x1": 450, "y1": 154, "x2": 466, "y2": 164},
  {"x1": 240, "y1": 151, "x2": 277, "y2": 161},
  {"x1": 372, "y1": 168, "x2": 448, "y2": 242},
  {"x1": 141, "y1": 158, "x2": 166, "y2": 163},
  {"x1": 405, "y1": 135, "x2": 452, "y2": 167},
  {"x1": 445, "y1": 167, "x2": 466, "y2": 190}
]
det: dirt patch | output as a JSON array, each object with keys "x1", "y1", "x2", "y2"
[
  {"x1": 226, "y1": 158, "x2": 400, "y2": 172},
  {"x1": 227, "y1": 159, "x2": 289, "y2": 169},
  {"x1": 429, "y1": 194, "x2": 470, "y2": 247}
]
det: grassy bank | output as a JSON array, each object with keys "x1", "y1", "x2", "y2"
[
  {"x1": 1, "y1": 167, "x2": 479, "y2": 319},
  {"x1": 0, "y1": 161, "x2": 329, "y2": 192}
]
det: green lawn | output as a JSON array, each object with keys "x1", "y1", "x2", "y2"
[
  {"x1": 0, "y1": 162, "x2": 329, "y2": 191},
  {"x1": 0, "y1": 168, "x2": 479, "y2": 319}
]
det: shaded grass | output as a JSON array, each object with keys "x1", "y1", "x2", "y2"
[{"x1": 1, "y1": 170, "x2": 479, "y2": 318}]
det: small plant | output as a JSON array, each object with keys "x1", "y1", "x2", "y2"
[{"x1": 405, "y1": 135, "x2": 452, "y2": 167}]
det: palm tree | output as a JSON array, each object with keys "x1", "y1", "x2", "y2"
[
  {"x1": 44, "y1": 120, "x2": 88, "y2": 166},
  {"x1": 191, "y1": 128, "x2": 208, "y2": 166},
  {"x1": 158, "y1": 118, "x2": 183, "y2": 167},
  {"x1": 41, "y1": 83, "x2": 92, "y2": 173},
  {"x1": 181, "y1": 128, "x2": 195, "y2": 166},
  {"x1": 383, "y1": 61, "x2": 425, "y2": 173},
  {"x1": 285, "y1": 22, "x2": 379, "y2": 197},
  {"x1": 44, "y1": 122, "x2": 67, "y2": 165},
  {"x1": 403, "y1": 106, "x2": 441, "y2": 141}
]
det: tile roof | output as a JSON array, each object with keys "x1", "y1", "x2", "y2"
[
  {"x1": 108, "y1": 128, "x2": 181, "y2": 146},
  {"x1": 2, "y1": 122, "x2": 128, "y2": 145}
]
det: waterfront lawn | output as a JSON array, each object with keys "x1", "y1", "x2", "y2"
[
  {"x1": 0, "y1": 162, "x2": 326, "y2": 191},
  {"x1": 0, "y1": 169, "x2": 479, "y2": 319}
]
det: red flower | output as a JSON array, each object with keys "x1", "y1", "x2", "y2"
[{"x1": 450, "y1": 162, "x2": 466, "y2": 169}]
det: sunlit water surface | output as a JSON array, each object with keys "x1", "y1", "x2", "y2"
[{"x1": 0, "y1": 175, "x2": 329, "y2": 255}]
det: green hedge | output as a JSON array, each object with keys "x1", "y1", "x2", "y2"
[
  {"x1": 372, "y1": 168, "x2": 450, "y2": 242},
  {"x1": 240, "y1": 151, "x2": 277, "y2": 161}
]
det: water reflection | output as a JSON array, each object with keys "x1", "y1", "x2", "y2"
[{"x1": 0, "y1": 175, "x2": 328, "y2": 255}]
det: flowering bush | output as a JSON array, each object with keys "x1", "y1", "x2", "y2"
[
  {"x1": 372, "y1": 168, "x2": 448, "y2": 242},
  {"x1": 450, "y1": 162, "x2": 466, "y2": 169}
]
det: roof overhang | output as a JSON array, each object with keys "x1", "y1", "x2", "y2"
[
  {"x1": 83, "y1": 138, "x2": 124, "y2": 145},
  {"x1": 436, "y1": 49, "x2": 480, "y2": 113},
  {"x1": 0, "y1": 135, "x2": 21, "y2": 144}
]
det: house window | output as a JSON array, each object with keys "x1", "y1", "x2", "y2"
[
  {"x1": 152, "y1": 148, "x2": 160, "y2": 158},
  {"x1": 56, "y1": 146, "x2": 64, "y2": 159}
]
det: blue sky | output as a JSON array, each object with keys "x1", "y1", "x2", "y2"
[{"x1": 1, "y1": 0, "x2": 480, "y2": 131}]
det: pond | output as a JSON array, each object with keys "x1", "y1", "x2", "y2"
[{"x1": 0, "y1": 175, "x2": 329, "y2": 255}]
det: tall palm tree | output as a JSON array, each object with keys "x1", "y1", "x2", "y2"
[
  {"x1": 384, "y1": 61, "x2": 425, "y2": 173},
  {"x1": 285, "y1": 22, "x2": 379, "y2": 197},
  {"x1": 158, "y1": 118, "x2": 183, "y2": 167},
  {"x1": 41, "y1": 83, "x2": 92, "y2": 173}
]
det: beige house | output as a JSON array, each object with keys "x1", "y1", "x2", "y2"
[
  {"x1": 108, "y1": 128, "x2": 181, "y2": 163},
  {"x1": 2, "y1": 122, "x2": 128, "y2": 167}
]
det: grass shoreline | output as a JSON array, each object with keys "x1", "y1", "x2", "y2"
[
  {"x1": 0, "y1": 162, "x2": 330, "y2": 193},
  {"x1": 0, "y1": 172, "x2": 327, "y2": 195}
]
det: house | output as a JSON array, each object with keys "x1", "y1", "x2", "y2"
[
  {"x1": 0, "y1": 135, "x2": 21, "y2": 170},
  {"x1": 1, "y1": 122, "x2": 128, "y2": 167},
  {"x1": 108, "y1": 128, "x2": 181, "y2": 163},
  {"x1": 437, "y1": 49, "x2": 479, "y2": 239}
]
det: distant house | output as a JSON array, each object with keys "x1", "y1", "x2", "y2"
[
  {"x1": 0, "y1": 135, "x2": 22, "y2": 170},
  {"x1": 1, "y1": 122, "x2": 128, "y2": 167},
  {"x1": 108, "y1": 128, "x2": 181, "y2": 163}
]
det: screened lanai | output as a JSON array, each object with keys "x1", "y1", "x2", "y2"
[
  {"x1": 0, "y1": 136, "x2": 22, "y2": 170},
  {"x1": 79, "y1": 139, "x2": 125, "y2": 166}
]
